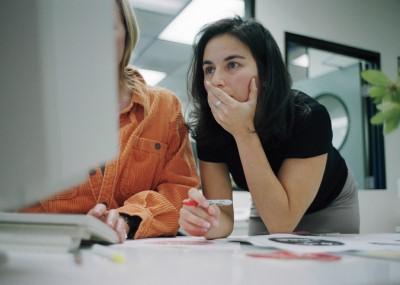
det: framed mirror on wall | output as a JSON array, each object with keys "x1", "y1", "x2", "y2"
[{"x1": 285, "y1": 33, "x2": 385, "y2": 190}]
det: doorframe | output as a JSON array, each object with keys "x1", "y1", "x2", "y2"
[
  {"x1": 245, "y1": 0, "x2": 255, "y2": 18},
  {"x1": 285, "y1": 32, "x2": 385, "y2": 189}
]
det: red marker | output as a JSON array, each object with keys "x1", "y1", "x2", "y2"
[
  {"x1": 246, "y1": 251, "x2": 341, "y2": 261},
  {"x1": 183, "y1": 199, "x2": 232, "y2": 207}
]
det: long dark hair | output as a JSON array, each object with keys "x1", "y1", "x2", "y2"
[{"x1": 188, "y1": 17, "x2": 303, "y2": 149}]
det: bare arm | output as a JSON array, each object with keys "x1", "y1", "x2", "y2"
[
  {"x1": 235, "y1": 133, "x2": 326, "y2": 233},
  {"x1": 200, "y1": 161, "x2": 234, "y2": 238},
  {"x1": 179, "y1": 161, "x2": 234, "y2": 239},
  {"x1": 205, "y1": 78, "x2": 326, "y2": 233}
]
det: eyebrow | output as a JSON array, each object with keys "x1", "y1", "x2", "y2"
[{"x1": 203, "y1": 54, "x2": 246, "y2": 65}]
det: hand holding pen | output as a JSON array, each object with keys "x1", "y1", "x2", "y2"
[{"x1": 179, "y1": 188, "x2": 232, "y2": 237}]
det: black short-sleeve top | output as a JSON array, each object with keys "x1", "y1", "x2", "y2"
[{"x1": 197, "y1": 92, "x2": 348, "y2": 214}]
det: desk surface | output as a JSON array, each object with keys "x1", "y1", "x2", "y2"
[{"x1": 1, "y1": 236, "x2": 400, "y2": 285}]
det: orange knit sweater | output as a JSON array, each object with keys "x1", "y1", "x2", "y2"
[{"x1": 22, "y1": 70, "x2": 199, "y2": 239}]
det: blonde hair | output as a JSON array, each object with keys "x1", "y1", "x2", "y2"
[{"x1": 116, "y1": 0, "x2": 139, "y2": 89}]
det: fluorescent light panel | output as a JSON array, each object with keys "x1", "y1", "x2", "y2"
[
  {"x1": 137, "y1": 68, "x2": 166, "y2": 86},
  {"x1": 129, "y1": 0, "x2": 187, "y2": 15},
  {"x1": 159, "y1": 0, "x2": 244, "y2": 45},
  {"x1": 292, "y1": 54, "x2": 310, "y2": 68}
]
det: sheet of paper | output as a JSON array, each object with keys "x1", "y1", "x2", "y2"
[
  {"x1": 114, "y1": 236, "x2": 240, "y2": 251},
  {"x1": 228, "y1": 233, "x2": 400, "y2": 254},
  {"x1": 228, "y1": 234, "x2": 357, "y2": 253}
]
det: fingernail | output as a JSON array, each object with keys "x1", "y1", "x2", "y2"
[{"x1": 204, "y1": 222, "x2": 211, "y2": 228}]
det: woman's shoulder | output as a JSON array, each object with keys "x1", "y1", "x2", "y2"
[
  {"x1": 290, "y1": 90, "x2": 331, "y2": 137},
  {"x1": 140, "y1": 86, "x2": 187, "y2": 128},
  {"x1": 147, "y1": 86, "x2": 182, "y2": 116},
  {"x1": 283, "y1": 90, "x2": 333, "y2": 157},
  {"x1": 293, "y1": 90, "x2": 329, "y2": 121},
  {"x1": 150, "y1": 86, "x2": 180, "y2": 104},
  {"x1": 293, "y1": 90, "x2": 323, "y2": 109}
]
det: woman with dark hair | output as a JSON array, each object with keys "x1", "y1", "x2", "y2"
[{"x1": 179, "y1": 17, "x2": 359, "y2": 239}]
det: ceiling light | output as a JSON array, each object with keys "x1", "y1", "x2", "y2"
[
  {"x1": 159, "y1": 0, "x2": 244, "y2": 45},
  {"x1": 137, "y1": 68, "x2": 166, "y2": 86},
  {"x1": 292, "y1": 54, "x2": 310, "y2": 68},
  {"x1": 129, "y1": 0, "x2": 188, "y2": 15}
]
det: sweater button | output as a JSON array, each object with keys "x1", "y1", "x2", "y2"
[{"x1": 154, "y1": 143, "x2": 161, "y2": 150}]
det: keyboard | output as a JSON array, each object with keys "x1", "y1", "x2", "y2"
[{"x1": 0, "y1": 212, "x2": 119, "y2": 252}]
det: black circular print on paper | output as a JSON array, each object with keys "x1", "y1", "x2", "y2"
[{"x1": 268, "y1": 237, "x2": 344, "y2": 246}]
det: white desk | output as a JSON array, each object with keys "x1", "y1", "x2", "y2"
[{"x1": 1, "y1": 236, "x2": 400, "y2": 285}]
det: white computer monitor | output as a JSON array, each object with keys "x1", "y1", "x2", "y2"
[{"x1": 0, "y1": 0, "x2": 119, "y2": 210}]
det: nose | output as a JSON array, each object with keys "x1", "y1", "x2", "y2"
[{"x1": 210, "y1": 68, "x2": 225, "y2": 87}]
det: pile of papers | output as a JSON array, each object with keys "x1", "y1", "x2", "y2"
[{"x1": 228, "y1": 233, "x2": 400, "y2": 261}]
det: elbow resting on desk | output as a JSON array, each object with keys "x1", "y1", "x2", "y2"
[{"x1": 257, "y1": 209, "x2": 303, "y2": 234}]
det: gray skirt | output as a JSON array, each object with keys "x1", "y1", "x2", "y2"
[{"x1": 248, "y1": 171, "x2": 360, "y2": 235}]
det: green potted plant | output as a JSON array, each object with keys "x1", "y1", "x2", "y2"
[{"x1": 361, "y1": 70, "x2": 400, "y2": 134}]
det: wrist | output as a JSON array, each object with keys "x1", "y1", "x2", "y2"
[{"x1": 233, "y1": 128, "x2": 258, "y2": 143}]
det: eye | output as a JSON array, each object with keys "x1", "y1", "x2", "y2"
[
  {"x1": 203, "y1": 66, "x2": 215, "y2": 75},
  {"x1": 227, "y1": 61, "x2": 240, "y2": 70}
]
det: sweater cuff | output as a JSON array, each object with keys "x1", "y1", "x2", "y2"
[{"x1": 120, "y1": 214, "x2": 142, "y2": 239}]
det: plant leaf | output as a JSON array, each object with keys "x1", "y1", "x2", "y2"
[
  {"x1": 376, "y1": 101, "x2": 395, "y2": 112},
  {"x1": 371, "y1": 111, "x2": 386, "y2": 124},
  {"x1": 372, "y1": 96, "x2": 382, "y2": 105},
  {"x1": 369, "y1": 86, "x2": 386, "y2": 99},
  {"x1": 361, "y1": 70, "x2": 392, "y2": 87},
  {"x1": 373, "y1": 106, "x2": 400, "y2": 134},
  {"x1": 377, "y1": 102, "x2": 400, "y2": 114},
  {"x1": 384, "y1": 117, "x2": 400, "y2": 134}
]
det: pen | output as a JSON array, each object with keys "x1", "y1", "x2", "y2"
[
  {"x1": 183, "y1": 199, "x2": 232, "y2": 207},
  {"x1": 91, "y1": 244, "x2": 125, "y2": 264}
]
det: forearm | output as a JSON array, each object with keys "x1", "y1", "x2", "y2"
[{"x1": 234, "y1": 133, "x2": 298, "y2": 232}]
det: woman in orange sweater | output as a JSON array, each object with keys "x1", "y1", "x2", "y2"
[{"x1": 22, "y1": 0, "x2": 199, "y2": 241}]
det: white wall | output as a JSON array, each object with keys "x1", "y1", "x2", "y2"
[
  {"x1": 231, "y1": 190, "x2": 400, "y2": 233},
  {"x1": 359, "y1": 190, "x2": 400, "y2": 233},
  {"x1": 256, "y1": 0, "x2": 400, "y2": 192}
]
